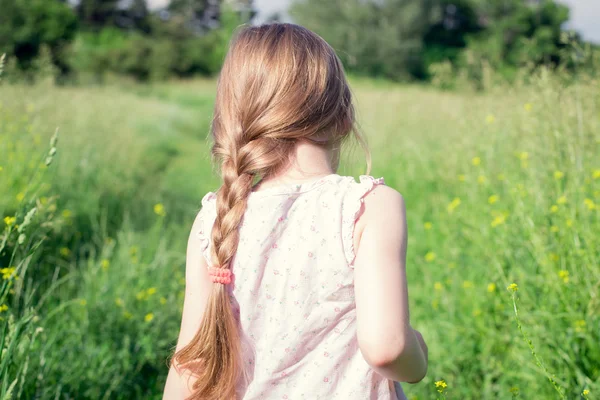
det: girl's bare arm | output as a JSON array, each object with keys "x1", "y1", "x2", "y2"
[
  {"x1": 163, "y1": 213, "x2": 213, "y2": 399},
  {"x1": 353, "y1": 185, "x2": 428, "y2": 383}
]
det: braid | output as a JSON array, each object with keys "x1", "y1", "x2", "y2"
[
  {"x1": 211, "y1": 136, "x2": 293, "y2": 268},
  {"x1": 211, "y1": 159, "x2": 253, "y2": 268}
]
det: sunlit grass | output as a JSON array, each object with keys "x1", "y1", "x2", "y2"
[{"x1": 1, "y1": 69, "x2": 599, "y2": 398}]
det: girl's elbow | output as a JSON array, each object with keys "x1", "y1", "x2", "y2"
[
  {"x1": 359, "y1": 335, "x2": 407, "y2": 369},
  {"x1": 405, "y1": 361, "x2": 428, "y2": 384}
]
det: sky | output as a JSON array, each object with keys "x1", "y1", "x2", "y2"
[{"x1": 147, "y1": 0, "x2": 600, "y2": 43}]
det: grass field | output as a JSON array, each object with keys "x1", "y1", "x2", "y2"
[{"x1": 1, "y1": 70, "x2": 599, "y2": 399}]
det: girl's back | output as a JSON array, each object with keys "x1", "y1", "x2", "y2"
[
  {"x1": 196, "y1": 174, "x2": 406, "y2": 398},
  {"x1": 162, "y1": 22, "x2": 427, "y2": 400}
]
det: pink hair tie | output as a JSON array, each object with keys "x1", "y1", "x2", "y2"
[{"x1": 208, "y1": 266, "x2": 234, "y2": 285}]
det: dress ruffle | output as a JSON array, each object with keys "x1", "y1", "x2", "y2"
[
  {"x1": 195, "y1": 191, "x2": 217, "y2": 266},
  {"x1": 341, "y1": 175, "x2": 386, "y2": 266}
]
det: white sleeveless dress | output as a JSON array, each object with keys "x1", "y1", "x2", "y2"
[{"x1": 196, "y1": 174, "x2": 408, "y2": 399}]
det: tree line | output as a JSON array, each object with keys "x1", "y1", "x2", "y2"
[
  {"x1": 0, "y1": 0, "x2": 592, "y2": 83},
  {"x1": 0, "y1": 0, "x2": 251, "y2": 82}
]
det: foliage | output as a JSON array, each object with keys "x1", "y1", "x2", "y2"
[
  {"x1": 291, "y1": 0, "x2": 440, "y2": 80},
  {"x1": 454, "y1": 0, "x2": 571, "y2": 83},
  {"x1": 76, "y1": 0, "x2": 151, "y2": 32},
  {"x1": 0, "y1": 0, "x2": 587, "y2": 83},
  {"x1": 293, "y1": 0, "x2": 577, "y2": 82},
  {"x1": 69, "y1": 7, "x2": 243, "y2": 82},
  {"x1": 0, "y1": 1, "x2": 251, "y2": 83},
  {"x1": 0, "y1": 0, "x2": 78, "y2": 77}
]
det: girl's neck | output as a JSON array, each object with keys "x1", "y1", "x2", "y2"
[{"x1": 255, "y1": 141, "x2": 336, "y2": 190}]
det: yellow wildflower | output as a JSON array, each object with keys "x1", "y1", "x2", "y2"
[
  {"x1": 0, "y1": 304, "x2": 8, "y2": 312},
  {"x1": 507, "y1": 283, "x2": 518, "y2": 292},
  {"x1": 557, "y1": 195, "x2": 567, "y2": 204},
  {"x1": 1, "y1": 267, "x2": 16, "y2": 280},
  {"x1": 550, "y1": 226, "x2": 559, "y2": 233},
  {"x1": 593, "y1": 170, "x2": 600, "y2": 180},
  {"x1": 424, "y1": 222, "x2": 432, "y2": 230},
  {"x1": 146, "y1": 287, "x2": 157, "y2": 296},
  {"x1": 485, "y1": 114, "x2": 495, "y2": 124},
  {"x1": 4, "y1": 216, "x2": 16, "y2": 226},
  {"x1": 16, "y1": 192, "x2": 25, "y2": 202},
  {"x1": 488, "y1": 195, "x2": 499, "y2": 204},
  {"x1": 434, "y1": 282, "x2": 443, "y2": 291},
  {"x1": 0, "y1": 166, "x2": 3, "y2": 172},
  {"x1": 447, "y1": 197, "x2": 461, "y2": 213},
  {"x1": 558, "y1": 270, "x2": 569, "y2": 283},
  {"x1": 60, "y1": 247, "x2": 71, "y2": 257},
  {"x1": 425, "y1": 252, "x2": 436, "y2": 262},
  {"x1": 463, "y1": 280, "x2": 474, "y2": 289},
  {"x1": 472, "y1": 156, "x2": 481, "y2": 166},
  {"x1": 458, "y1": 174, "x2": 466, "y2": 182},
  {"x1": 524, "y1": 103, "x2": 532, "y2": 112},
  {"x1": 491, "y1": 215, "x2": 506, "y2": 227},
  {"x1": 477, "y1": 175, "x2": 486, "y2": 184},
  {"x1": 115, "y1": 298, "x2": 124, "y2": 307},
  {"x1": 145, "y1": 313, "x2": 154, "y2": 322},
  {"x1": 550, "y1": 205, "x2": 559, "y2": 213},
  {"x1": 518, "y1": 152, "x2": 529, "y2": 161},
  {"x1": 583, "y1": 199, "x2": 596, "y2": 210},
  {"x1": 487, "y1": 283, "x2": 496, "y2": 293},
  {"x1": 434, "y1": 380, "x2": 448, "y2": 393},
  {"x1": 575, "y1": 320, "x2": 586, "y2": 333},
  {"x1": 62, "y1": 209, "x2": 72, "y2": 218},
  {"x1": 553, "y1": 171, "x2": 564, "y2": 180},
  {"x1": 566, "y1": 219, "x2": 573, "y2": 227},
  {"x1": 153, "y1": 203, "x2": 166, "y2": 217},
  {"x1": 101, "y1": 259, "x2": 110, "y2": 271},
  {"x1": 583, "y1": 389, "x2": 590, "y2": 396}
]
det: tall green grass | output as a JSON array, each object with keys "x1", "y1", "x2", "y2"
[{"x1": 0, "y1": 68, "x2": 598, "y2": 398}]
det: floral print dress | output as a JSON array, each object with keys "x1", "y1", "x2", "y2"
[{"x1": 196, "y1": 174, "x2": 407, "y2": 400}]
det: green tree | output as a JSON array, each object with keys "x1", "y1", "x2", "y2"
[
  {"x1": 0, "y1": 0, "x2": 78, "y2": 74},
  {"x1": 291, "y1": 0, "x2": 439, "y2": 80},
  {"x1": 76, "y1": 0, "x2": 151, "y2": 32},
  {"x1": 459, "y1": 0, "x2": 570, "y2": 80},
  {"x1": 422, "y1": 0, "x2": 483, "y2": 69}
]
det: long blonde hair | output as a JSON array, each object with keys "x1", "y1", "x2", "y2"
[{"x1": 172, "y1": 23, "x2": 367, "y2": 399}]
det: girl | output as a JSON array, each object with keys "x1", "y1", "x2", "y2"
[{"x1": 163, "y1": 23, "x2": 428, "y2": 400}]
